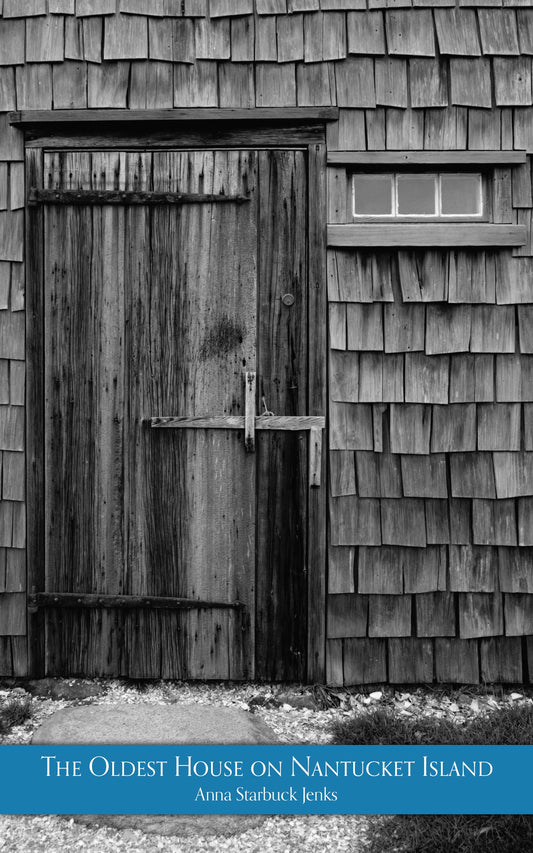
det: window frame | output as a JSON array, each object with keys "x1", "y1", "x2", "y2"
[{"x1": 351, "y1": 170, "x2": 487, "y2": 222}]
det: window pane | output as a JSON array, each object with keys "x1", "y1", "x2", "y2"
[
  {"x1": 441, "y1": 174, "x2": 481, "y2": 215},
  {"x1": 397, "y1": 175, "x2": 436, "y2": 215},
  {"x1": 353, "y1": 175, "x2": 393, "y2": 215}
]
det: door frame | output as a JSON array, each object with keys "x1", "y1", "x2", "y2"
[{"x1": 23, "y1": 116, "x2": 329, "y2": 682}]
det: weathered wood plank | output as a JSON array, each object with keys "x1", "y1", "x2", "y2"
[
  {"x1": 404, "y1": 546, "x2": 446, "y2": 592},
  {"x1": 329, "y1": 303, "x2": 346, "y2": 350},
  {"x1": 0, "y1": 21, "x2": 25, "y2": 66},
  {"x1": 358, "y1": 546, "x2": 403, "y2": 594},
  {"x1": 277, "y1": 13, "x2": 303, "y2": 63},
  {"x1": 174, "y1": 61, "x2": 218, "y2": 107},
  {"x1": 0, "y1": 313, "x2": 26, "y2": 360},
  {"x1": 330, "y1": 496, "x2": 381, "y2": 545},
  {"x1": 494, "y1": 58, "x2": 532, "y2": 106},
  {"x1": 385, "y1": 108, "x2": 424, "y2": 150},
  {"x1": 347, "y1": 11, "x2": 386, "y2": 55},
  {"x1": 423, "y1": 106, "x2": 468, "y2": 150},
  {"x1": 358, "y1": 354, "x2": 383, "y2": 403},
  {"x1": 129, "y1": 62, "x2": 173, "y2": 110},
  {"x1": 355, "y1": 450, "x2": 379, "y2": 498},
  {"x1": 88, "y1": 63, "x2": 130, "y2": 109},
  {"x1": 368, "y1": 594, "x2": 411, "y2": 637},
  {"x1": 304, "y1": 11, "x2": 346, "y2": 62},
  {"x1": 335, "y1": 58, "x2": 376, "y2": 108},
  {"x1": 327, "y1": 593, "x2": 367, "y2": 638},
  {"x1": 425, "y1": 499, "x2": 450, "y2": 544},
  {"x1": 0, "y1": 406, "x2": 24, "y2": 450},
  {"x1": 328, "y1": 546, "x2": 355, "y2": 594},
  {"x1": 330, "y1": 450, "x2": 356, "y2": 496},
  {"x1": 435, "y1": 638, "x2": 479, "y2": 683},
  {"x1": 434, "y1": 9, "x2": 481, "y2": 56},
  {"x1": 52, "y1": 62, "x2": 88, "y2": 110},
  {"x1": 481, "y1": 637, "x2": 523, "y2": 682},
  {"x1": 326, "y1": 638, "x2": 344, "y2": 686},
  {"x1": 426, "y1": 305, "x2": 471, "y2": 354},
  {"x1": 255, "y1": 64, "x2": 297, "y2": 106},
  {"x1": 0, "y1": 593, "x2": 25, "y2": 636},
  {"x1": 410, "y1": 58, "x2": 448, "y2": 108},
  {"x1": 390, "y1": 404, "x2": 431, "y2": 454},
  {"x1": 468, "y1": 108, "x2": 502, "y2": 150},
  {"x1": 15, "y1": 65, "x2": 52, "y2": 111},
  {"x1": 517, "y1": 497, "x2": 533, "y2": 545},
  {"x1": 381, "y1": 498, "x2": 427, "y2": 547},
  {"x1": 255, "y1": 16, "x2": 277, "y2": 61},
  {"x1": 470, "y1": 305, "x2": 515, "y2": 353},
  {"x1": 195, "y1": 17, "x2": 230, "y2": 59},
  {"x1": 210, "y1": 0, "x2": 253, "y2": 15},
  {"x1": 388, "y1": 639, "x2": 434, "y2": 683},
  {"x1": 329, "y1": 402, "x2": 374, "y2": 451},
  {"x1": 76, "y1": 0, "x2": 116, "y2": 14},
  {"x1": 472, "y1": 500, "x2": 517, "y2": 545},
  {"x1": 385, "y1": 10, "x2": 435, "y2": 56},
  {"x1": 218, "y1": 63, "x2": 254, "y2": 109},
  {"x1": 449, "y1": 544, "x2": 498, "y2": 592},
  {"x1": 459, "y1": 593, "x2": 503, "y2": 638},
  {"x1": 401, "y1": 454, "x2": 448, "y2": 498},
  {"x1": 328, "y1": 150, "x2": 526, "y2": 166},
  {"x1": 374, "y1": 58, "x2": 408, "y2": 107},
  {"x1": 398, "y1": 251, "x2": 448, "y2": 302},
  {"x1": 450, "y1": 59, "x2": 492, "y2": 108},
  {"x1": 499, "y1": 546, "x2": 533, "y2": 592},
  {"x1": 2, "y1": 451, "x2": 24, "y2": 501},
  {"x1": 346, "y1": 304, "x2": 383, "y2": 351},
  {"x1": 103, "y1": 15, "x2": 148, "y2": 61},
  {"x1": 493, "y1": 452, "x2": 533, "y2": 498},
  {"x1": 230, "y1": 16, "x2": 254, "y2": 62},
  {"x1": 26, "y1": 16, "x2": 65, "y2": 63},
  {"x1": 404, "y1": 354, "x2": 449, "y2": 404},
  {"x1": 477, "y1": 403, "x2": 520, "y2": 451},
  {"x1": 447, "y1": 500, "x2": 471, "y2": 548},
  {"x1": 148, "y1": 19, "x2": 195, "y2": 63},
  {"x1": 478, "y1": 9, "x2": 520, "y2": 55},
  {"x1": 327, "y1": 224, "x2": 526, "y2": 248},
  {"x1": 4, "y1": 0, "x2": 47, "y2": 15},
  {"x1": 329, "y1": 351, "x2": 358, "y2": 402},
  {"x1": 384, "y1": 303, "x2": 425, "y2": 353},
  {"x1": 416, "y1": 592, "x2": 455, "y2": 636},
  {"x1": 297, "y1": 62, "x2": 336, "y2": 106},
  {"x1": 342, "y1": 638, "x2": 387, "y2": 684},
  {"x1": 449, "y1": 452, "x2": 496, "y2": 498}
]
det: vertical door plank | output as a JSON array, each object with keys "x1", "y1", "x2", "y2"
[{"x1": 256, "y1": 149, "x2": 309, "y2": 681}]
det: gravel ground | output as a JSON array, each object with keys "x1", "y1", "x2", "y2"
[{"x1": 1, "y1": 679, "x2": 531, "y2": 853}]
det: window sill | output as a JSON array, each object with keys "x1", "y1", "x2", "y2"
[{"x1": 327, "y1": 224, "x2": 526, "y2": 249}]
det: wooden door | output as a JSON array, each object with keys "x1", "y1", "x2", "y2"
[{"x1": 27, "y1": 146, "x2": 316, "y2": 681}]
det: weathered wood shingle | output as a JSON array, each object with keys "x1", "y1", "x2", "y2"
[
  {"x1": 385, "y1": 10, "x2": 435, "y2": 56},
  {"x1": 434, "y1": 9, "x2": 481, "y2": 56},
  {"x1": 104, "y1": 15, "x2": 148, "y2": 60},
  {"x1": 478, "y1": 9, "x2": 520, "y2": 55},
  {"x1": 347, "y1": 10, "x2": 385, "y2": 55}
]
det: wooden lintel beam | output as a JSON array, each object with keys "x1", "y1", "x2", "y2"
[
  {"x1": 327, "y1": 151, "x2": 527, "y2": 167},
  {"x1": 149, "y1": 415, "x2": 326, "y2": 430},
  {"x1": 10, "y1": 107, "x2": 339, "y2": 128},
  {"x1": 28, "y1": 592, "x2": 244, "y2": 611},
  {"x1": 28, "y1": 188, "x2": 250, "y2": 206},
  {"x1": 327, "y1": 224, "x2": 526, "y2": 248}
]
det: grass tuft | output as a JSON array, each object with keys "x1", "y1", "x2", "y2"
[
  {"x1": 331, "y1": 704, "x2": 533, "y2": 745},
  {"x1": 0, "y1": 696, "x2": 32, "y2": 735},
  {"x1": 330, "y1": 704, "x2": 533, "y2": 853}
]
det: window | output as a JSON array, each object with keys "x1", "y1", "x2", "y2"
[{"x1": 352, "y1": 173, "x2": 483, "y2": 220}]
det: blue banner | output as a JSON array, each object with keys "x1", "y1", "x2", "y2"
[{"x1": 0, "y1": 745, "x2": 530, "y2": 815}]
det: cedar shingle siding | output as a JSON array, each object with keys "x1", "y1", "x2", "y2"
[{"x1": 3, "y1": 0, "x2": 533, "y2": 685}]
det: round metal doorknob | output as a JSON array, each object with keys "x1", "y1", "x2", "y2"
[{"x1": 281, "y1": 293, "x2": 295, "y2": 307}]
